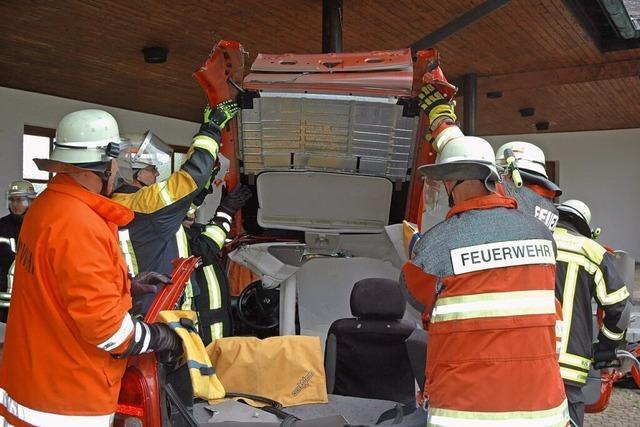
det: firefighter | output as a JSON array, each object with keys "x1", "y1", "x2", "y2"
[
  {"x1": 112, "y1": 101, "x2": 238, "y2": 315},
  {"x1": 182, "y1": 184, "x2": 252, "y2": 344},
  {"x1": 0, "y1": 180, "x2": 37, "y2": 321},
  {"x1": 495, "y1": 141, "x2": 561, "y2": 231},
  {"x1": 0, "y1": 109, "x2": 182, "y2": 426},
  {"x1": 404, "y1": 84, "x2": 569, "y2": 426},
  {"x1": 554, "y1": 199, "x2": 631, "y2": 426},
  {"x1": 112, "y1": 101, "x2": 237, "y2": 279}
]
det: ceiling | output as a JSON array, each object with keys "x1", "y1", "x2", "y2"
[{"x1": 1, "y1": 0, "x2": 639, "y2": 135}]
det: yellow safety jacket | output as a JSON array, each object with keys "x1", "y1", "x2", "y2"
[
  {"x1": 554, "y1": 222, "x2": 631, "y2": 385},
  {"x1": 112, "y1": 134, "x2": 220, "y2": 279}
]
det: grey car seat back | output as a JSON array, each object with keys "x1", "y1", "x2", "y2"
[{"x1": 324, "y1": 278, "x2": 417, "y2": 406}]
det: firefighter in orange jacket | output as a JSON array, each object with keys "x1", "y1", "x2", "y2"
[
  {"x1": 0, "y1": 110, "x2": 181, "y2": 427},
  {"x1": 402, "y1": 85, "x2": 569, "y2": 426}
]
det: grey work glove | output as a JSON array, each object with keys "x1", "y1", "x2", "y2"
[
  {"x1": 218, "y1": 184, "x2": 252, "y2": 217},
  {"x1": 131, "y1": 271, "x2": 171, "y2": 297}
]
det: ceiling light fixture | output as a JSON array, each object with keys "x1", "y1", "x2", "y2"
[
  {"x1": 142, "y1": 46, "x2": 168, "y2": 64},
  {"x1": 519, "y1": 107, "x2": 535, "y2": 117},
  {"x1": 535, "y1": 121, "x2": 550, "y2": 131}
]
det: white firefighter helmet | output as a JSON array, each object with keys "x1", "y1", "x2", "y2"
[
  {"x1": 557, "y1": 199, "x2": 592, "y2": 237},
  {"x1": 35, "y1": 109, "x2": 127, "y2": 179},
  {"x1": 419, "y1": 135, "x2": 499, "y2": 190},
  {"x1": 7, "y1": 180, "x2": 37, "y2": 199},
  {"x1": 495, "y1": 141, "x2": 561, "y2": 196},
  {"x1": 50, "y1": 109, "x2": 122, "y2": 164}
]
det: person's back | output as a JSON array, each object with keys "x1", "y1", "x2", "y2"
[
  {"x1": 0, "y1": 176, "x2": 132, "y2": 416},
  {"x1": 412, "y1": 196, "x2": 567, "y2": 422},
  {"x1": 553, "y1": 199, "x2": 630, "y2": 426},
  {"x1": 406, "y1": 85, "x2": 570, "y2": 424}
]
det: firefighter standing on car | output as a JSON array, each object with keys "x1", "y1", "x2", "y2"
[
  {"x1": 0, "y1": 180, "x2": 37, "y2": 322},
  {"x1": 401, "y1": 83, "x2": 569, "y2": 426},
  {"x1": 554, "y1": 199, "x2": 630, "y2": 426},
  {"x1": 182, "y1": 181, "x2": 251, "y2": 344},
  {"x1": 0, "y1": 109, "x2": 182, "y2": 427},
  {"x1": 495, "y1": 141, "x2": 561, "y2": 231}
]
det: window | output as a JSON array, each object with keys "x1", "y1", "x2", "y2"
[
  {"x1": 171, "y1": 145, "x2": 189, "y2": 173},
  {"x1": 23, "y1": 125, "x2": 55, "y2": 193}
]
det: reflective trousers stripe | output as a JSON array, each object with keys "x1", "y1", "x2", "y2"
[
  {"x1": 431, "y1": 290, "x2": 556, "y2": 323},
  {"x1": 560, "y1": 366, "x2": 588, "y2": 384},
  {"x1": 428, "y1": 400, "x2": 569, "y2": 427},
  {"x1": 601, "y1": 324, "x2": 625, "y2": 341},
  {"x1": 177, "y1": 226, "x2": 194, "y2": 311},
  {"x1": 559, "y1": 352, "x2": 591, "y2": 371},
  {"x1": 203, "y1": 265, "x2": 223, "y2": 340},
  {"x1": 0, "y1": 389, "x2": 114, "y2": 427}
]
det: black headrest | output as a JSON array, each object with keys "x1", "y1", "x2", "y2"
[{"x1": 350, "y1": 278, "x2": 406, "y2": 320}]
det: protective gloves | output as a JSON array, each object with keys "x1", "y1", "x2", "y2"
[
  {"x1": 217, "y1": 184, "x2": 252, "y2": 217},
  {"x1": 592, "y1": 335, "x2": 619, "y2": 369},
  {"x1": 114, "y1": 319, "x2": 183, "y2": 360},
  {"x1": 130, "y1": 271, "x2": 171, "y2": 297},
  {"x1": 198, "y1": 100, "x2": 239, "y2": 140},
  {"x1": 418, "y1": 83, "x2": 457, "y2": 129}
]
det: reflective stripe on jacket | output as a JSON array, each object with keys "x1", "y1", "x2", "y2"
[
  {"x1": 0, "y1": 174, "x2": 135, "y2": 425},
  {"x1": 405, "y1": 193, "x2": 569, "y2": 426},
  {"x1": 554, "y1": 222, "x2": 630, "y2": 385}
]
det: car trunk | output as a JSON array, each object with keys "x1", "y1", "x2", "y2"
[{"x1": 212, "y1": 48, "x2": 432, "y2": 343}]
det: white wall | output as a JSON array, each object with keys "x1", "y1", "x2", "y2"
[
  {"x1": 0, "y1": 86, "x2": 199, "y2": 215},
  {"x1": 486, "y1": 129, "x2": 640, "y2": 260}
]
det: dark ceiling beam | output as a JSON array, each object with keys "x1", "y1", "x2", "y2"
[
  {"x1": 410, "y1": 0, "x2": 513, "y2": 52},
  {"x1": 478, "y1": 59, "x2": 640, "y2": 93},
  {"x1": 322, "y1": 0, "x2": 343, "y2": 53}
]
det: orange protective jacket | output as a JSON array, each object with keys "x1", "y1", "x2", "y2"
[
  {"x1": 403, "y1": 194, "x2": 569, "y2": 426},
  {"x1": 0, "y1": 174, "x2": 135, "y2": 427}
]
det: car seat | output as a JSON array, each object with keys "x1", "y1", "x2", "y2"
[{"x1": 324, "y1": 278, "x2": 417, "y2": 405}]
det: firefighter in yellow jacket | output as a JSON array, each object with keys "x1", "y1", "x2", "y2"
[
  {"x1": 554, "y1": 199, "x2": 631, "y2": 426},
  {"x1": 112, "y1": 101, "x2": 238, "y2": 314}
]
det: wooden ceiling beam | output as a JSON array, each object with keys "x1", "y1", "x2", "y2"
[{"x1": 477, "y1": 59, "x2": 640, "y2": 93}]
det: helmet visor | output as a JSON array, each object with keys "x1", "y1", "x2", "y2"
[
  {"x1": 422, "y1": 178, "x2": 448, "y2": 226},
  {"x1": 131, "y1": 131, "x2": 173, "y2": 171}
]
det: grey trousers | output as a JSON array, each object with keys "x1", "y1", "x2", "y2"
[{"x1": 565, "y1": 384, "x2": 585, "y2": 427}]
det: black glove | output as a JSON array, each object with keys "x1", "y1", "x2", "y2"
[
  {"x1": 218, "y1": 184, "x2": 252, "y2": 216},
  {"x1": 592, "y1": 338, "x2": 619, "y2": 369},
  {"x1": 197, "y1": 100, "x2": 239, "y2": 139},
  {"x1": 131, "y1": 271, "x2": 171, "y2": 297},
  {"x1": 113, "y1": 319, "x2": 183, "y2": 360}
]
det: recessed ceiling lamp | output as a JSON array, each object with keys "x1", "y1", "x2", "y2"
[
  {"x1": 142, "y1": 46, "x2": 168, "y2": 64},
  {"x1": 535, "y1": 121, "x2": 550, "y2": 131},
  {"x1": 519, "y1": 107, "x2": 535, "y2": 117}
]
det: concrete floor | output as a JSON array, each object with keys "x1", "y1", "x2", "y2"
[{"x1": 584, "y1": 388, "x2": 640, "y2": 427}]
